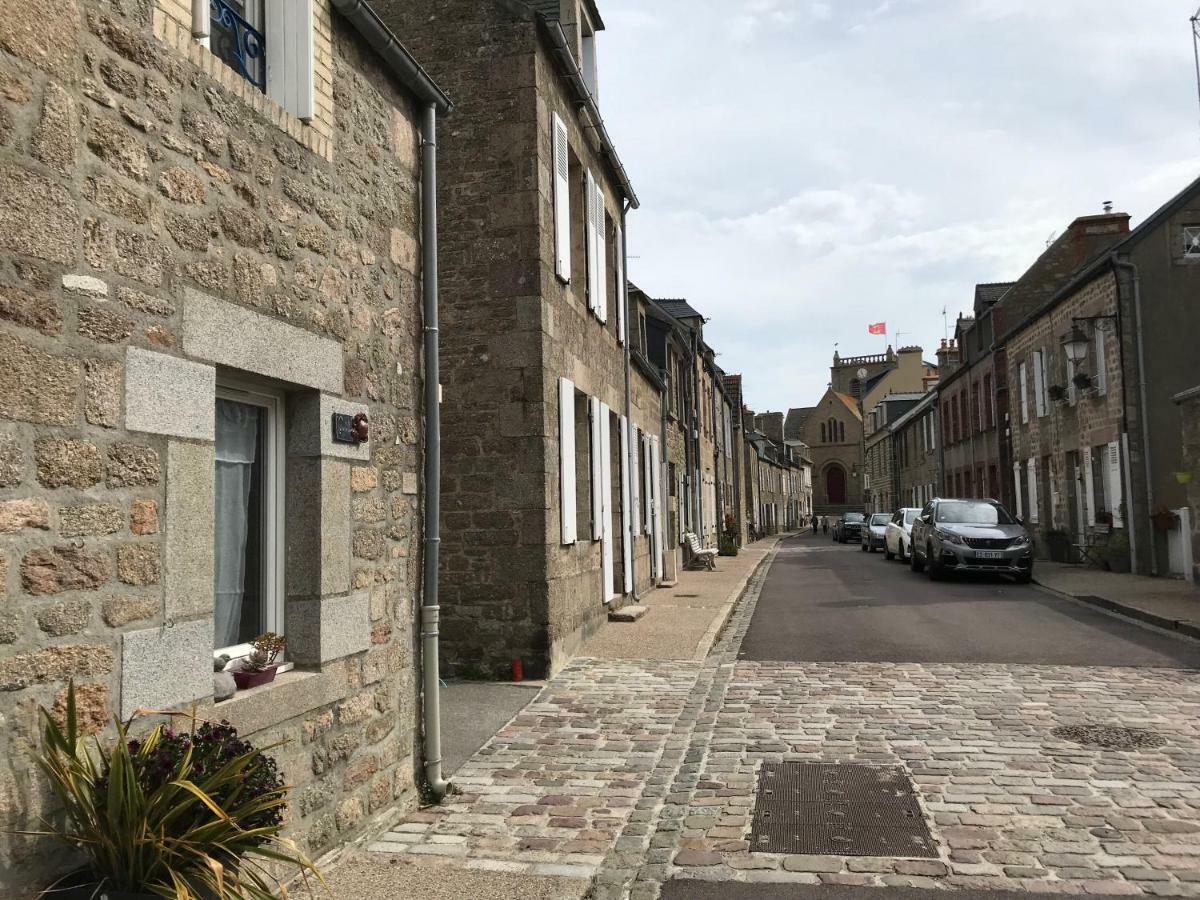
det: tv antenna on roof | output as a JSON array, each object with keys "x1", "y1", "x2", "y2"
[{"x1": 1193, "y1": 7, "x2": 1200, "y2": 135}]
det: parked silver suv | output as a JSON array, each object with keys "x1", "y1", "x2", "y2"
[{"x1": 909, "y1": 498, "x2": 1033, "y2": 583}]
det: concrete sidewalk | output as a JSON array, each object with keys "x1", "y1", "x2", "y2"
[
  {"x1": 1036, "y1": 559, "x2": 1200, "y2": 637},
  {"x1": 581, "y1": 533, "x2": 786, "y2": 661}
]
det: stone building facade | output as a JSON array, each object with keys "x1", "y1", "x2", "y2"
[
  {"x1": 0, "y1": 0, "x2": 448, "y2": 889},
  {"x1": 380, "y1": 0, "x2": 665, "y2": 678},
  {"x1": 1174, "y1": 385, "x2": 1200, "y2": 581},
  {"x1": 862, "y1": 393, "x2": 922, "y2": 514},
  {"x1": 1004, "y1": 181, "x2": 1200, "y2": 575}
]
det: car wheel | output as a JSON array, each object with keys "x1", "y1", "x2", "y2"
[
  {"x1": 898, "y1": 539, "x2": 908, "y2": 562},
  {"x1": 926, "y1": 544, "x2": 942, "y2": 581},
  {"x1": 884, "y1": 542, "x2": 894, "y2": 561},
  {"x1": 910, "y1": 542, "x2": 924, "y2": 573}
]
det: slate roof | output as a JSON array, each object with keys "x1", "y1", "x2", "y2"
[
  {"x1": 832, "y1": 391, "x2": 861, "y2": 419},
  {"x1": 657, "y1": 298, "x2": 704, "y2": 321},
  {"x1": 974, "y1": 281, "x2": 1015, "y2": 312},
  {"x1": 784, "y1": 407, "x2": 814, "y2": 441}
]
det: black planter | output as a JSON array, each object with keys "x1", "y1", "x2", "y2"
[{"x1": 1044, "y1": 532, "x2": 1071, "y2": 563}]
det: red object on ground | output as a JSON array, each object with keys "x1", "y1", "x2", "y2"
[{"x1": 511, "y1": 658, "x2": 524, "y2": 682}]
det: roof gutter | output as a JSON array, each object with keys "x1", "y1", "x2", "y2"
[
  {"x1": 540, "y1": 18, "x2": 639, "y2": 208},
  {"x1": 330, "y1": 0, "x2": 453, "y2": 114}
]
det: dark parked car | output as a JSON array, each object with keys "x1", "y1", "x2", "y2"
[
  {"x1": 909, "y1": 498, "x2": 1033, "y2": 582},
  {"x1": 861, "y1": 513, "x2": 891, "y2": 552},
  {"x1": 832, "y1": 512, "x2": 866, "y2": 544}
]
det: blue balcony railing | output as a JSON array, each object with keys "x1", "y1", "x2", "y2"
[{"x1": 210, "y1": 0, "x2": 265, "y2": 91}]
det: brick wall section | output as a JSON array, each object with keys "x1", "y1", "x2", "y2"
[{"x1": 0, "y1": 3, "x2": 426, "y2": 890}]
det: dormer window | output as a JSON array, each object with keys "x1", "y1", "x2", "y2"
[
  {"x1": 1184, "y1": 225, "x2": 1200, "y2": 257},
  {"x1": 581, "y1": 18, "x2": 598, "y2": 98}
]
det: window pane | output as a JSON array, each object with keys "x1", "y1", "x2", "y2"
[{"x1": 214, "y1": 398, "x2": 267, "y2": 651}]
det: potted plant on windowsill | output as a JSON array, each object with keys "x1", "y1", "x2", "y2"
[
  {"x1": 23, "y1": 684, "x2": 322, "y2": 899},
  {"x1": 232, "y1": 632, "x2": 286, "y2": 690}
]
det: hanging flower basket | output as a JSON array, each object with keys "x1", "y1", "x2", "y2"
[
  {"x1": 1047, "y1": 384, "x2": 1066, "y2": 402},
  {"x1": 1175, "y1": 470, "x2": 1194, "y2": 485}
]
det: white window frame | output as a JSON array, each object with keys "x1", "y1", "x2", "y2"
[
  {"x1": 214, "y1": 380, "x2": 286, "y2": 663},
  {"x1": 1184, "y1": 225, "x2": 1200, "y2": 257}
]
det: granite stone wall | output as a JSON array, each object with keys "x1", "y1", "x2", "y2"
[{"x1": 0, "y1": 3, "x2": 426, "y2": 890}]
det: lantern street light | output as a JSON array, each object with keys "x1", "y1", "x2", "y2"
[{"x1": 1061, "y1": 324, "x2": 1090, "y2": 365}]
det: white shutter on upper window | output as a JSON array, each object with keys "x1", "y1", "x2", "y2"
[
  {"x1": 643, "y1": 434, "x2": 653, "y2": 535},
  {"x1": 650, "y1": 434, "x2": 664, "y2": 580},
  {"x1": 594, "y1": 182, "x2": 608, "y2": 324},
  {"x1": 615, "y1": 220, "x2": 625, "y2": 343},
  {"x1": 552, "y1": 113, "x2": 571, "y2": 282},
  {"x1": 265, "y1": 0, "x2": 314, "y2": 121},
  {"x1": 620, "y1": 416, "x2": 632, "y2": 594},
  {"x1": 559, "y1": 378, "x2": 577, "y2": 545},
  {"x1": 1032, "y1": 351, "x2": 1046, "y2": 418},
  {"x1": 590, "y1": 396, "x2": 603, "y2": 541},
  {"x1": 1013, "y1": 462, "x2": 1023, "y2": 519},
  {"x1": 1082, "y1": 450, "x2": 1095, "y2": 527},
  {"x1": 1019, "y1": 363, "x2": 1029, "y2": 424},
  {"x1": 584, "y1": 169, "x2": 597, "y2": 314},
  {"x1": 1107, "y1": 441, "x2": 1124, "y2": 527},
  {"x1": 1095, "y1": 328, "x2": 1108, "y2": 395},
  {"x1": 1027, "y1": 458, "x2": 1039, "y2": 524}
]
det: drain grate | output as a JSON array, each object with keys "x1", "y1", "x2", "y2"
[
  {"x1": 1051, "y1": 724, "x2": 1166, "y2": 750},
  {"x1": 673, "y1": 593, "x2": 700, "y2": 598},
  {"x1": 751, "y1": 763, "x2": 937, "y2": 858}
]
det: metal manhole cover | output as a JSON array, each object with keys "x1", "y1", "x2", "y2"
[
  {"x1": 1051, "y1": 724, "x2": 1166, "y2": 750},
  {"x1": 751, "y1": 763, "x2": 937, "y2": 858}
]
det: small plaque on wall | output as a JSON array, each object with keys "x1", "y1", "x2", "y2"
[{"x1": 332, "y1": 413, "x2": 356, "y2": 444}]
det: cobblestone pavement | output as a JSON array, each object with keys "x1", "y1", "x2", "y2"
[{"x1": 372, "y1": 544, "x2": 1200, "y2": 898}]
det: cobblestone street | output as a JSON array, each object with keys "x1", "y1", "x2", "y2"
[{"x1": 370, "y1": 537, "x2": 1200, "y2": 897}]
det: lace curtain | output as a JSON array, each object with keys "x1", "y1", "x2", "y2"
[{"x1": 214, "y1": 399, "x2": 260, "y2": 649}]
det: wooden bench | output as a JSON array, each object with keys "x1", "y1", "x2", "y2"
[{"x1": 684, "y1": 532, "x2": 718, "y2": 571}]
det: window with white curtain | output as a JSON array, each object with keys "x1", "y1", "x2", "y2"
[{"x1": 214, "y1": 384, "x2": 285, "y2": 659}]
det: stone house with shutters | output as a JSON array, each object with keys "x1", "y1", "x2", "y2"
[
  {"x1": 890, "y1": 390, "x2": 940, "y2": 510},
  {"x1": 1006, "y1": 178, "x2": 1200, "y2": 576},
  {"x1": 862, "y1": 393, "x2": 923, "y2": 514},
  {"x1": 377, "y1": 0, "x2": 667, "y2": 678},
  {"x1": 0, "y1": 0, "x2": 451, "y2": 890}
]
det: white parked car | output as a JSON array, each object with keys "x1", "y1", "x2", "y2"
[
  {"x1": 861, "y1": 513, "x2": 891, "y2": 552},
  {"x1": 884, "y1": 508, "x2": 921, "y2": 562}
]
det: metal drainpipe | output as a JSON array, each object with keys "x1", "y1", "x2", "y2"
[
  {"x1": 660, "y1": 368, "x2": 671, "y2": 581},
  {"x1": 620, "y1": 201, "x2": 638, "y2": 598},
  {"x1": 419, "y1": 104, "x2": 449, "y2": 799},
  {"x1": 1112, "y1": 254, "x2": 1153, "y2": 575}
]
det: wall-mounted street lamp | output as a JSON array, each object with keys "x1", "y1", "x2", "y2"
[{"x1": 1061, "y1": 323, "x2": 1090, "y2": 364}]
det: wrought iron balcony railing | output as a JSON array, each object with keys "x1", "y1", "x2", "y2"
[{"x1": 210, "y1": 0, "x2": 265, "y2": 91}]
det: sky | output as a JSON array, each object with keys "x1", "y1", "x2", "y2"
[{"x1": 596, "y1": 0, "x2": 1200, "y2": 415}]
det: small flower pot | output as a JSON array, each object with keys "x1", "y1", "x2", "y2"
[{"x1": 232, "y1": 664, "x2": 279, "y2": 690}]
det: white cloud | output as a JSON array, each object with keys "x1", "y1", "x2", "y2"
[{"x1": 599, "y1": 0, "x2": 1200, "y2": 412}]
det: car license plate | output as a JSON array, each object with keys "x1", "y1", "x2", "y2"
[{"x1": 976, "y1": 550, "x2": 1003, "y2": 559}]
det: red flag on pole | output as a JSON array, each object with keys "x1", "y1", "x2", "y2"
[{"x1": 868, "y1": 322, "x2": 886, "y2": 335}]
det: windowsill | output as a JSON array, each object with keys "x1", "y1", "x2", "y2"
[{"x1": 214, "y1": 667, "x2": 349, "y2": 736}]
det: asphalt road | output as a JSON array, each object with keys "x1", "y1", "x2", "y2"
[
  {"x1": 738, "y1": 532, "x2": 1200, "y2": 668},
  {"x1": 661, "y1": 883, "x2": 1138, "y2": 900}
]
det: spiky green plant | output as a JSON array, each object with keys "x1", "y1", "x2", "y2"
[{"x1": 25, "y1": 684, "x2": 325, "y2": 899}]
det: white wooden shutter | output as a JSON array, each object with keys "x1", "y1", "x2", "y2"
[
  {"x1": 1107, "y1": 441, "x2": 1124, "y2": 527},
  {"x1": 643, "y1": 436, "x2": 653, "y2": 534},
  {"x1": 552, "y1": 113, "x2": 571, "y2": 282},
  {"x1": 1013, "y1": 462, "x2": 1023, "y2": 519},
  {"x1": 1032, "y1": 351, "x2": 1046, "y2": 418},
  {"x1": 584, "y1": 170, "x2": 598, "y2": 315},
  {"x1": 1083, "y1": 450, "x2": 1095, "y2": 527},
  {"x1": 1095, "y1": 329, "x2": 1107, "y2": 395},
  {"x1": 600, "y1": 404, "x2": 614, "y2": 601},
  {"x1": 620, "y1": 416, "x2": 632, "y2": 594},
  {"x1": 559, "y1": 378, "x2": 577, "y2": 544},
  {"x1": 1019, "y1": 363, "x2": 1029, "y2": 424},
  {"x1": 589, "y1": 396, "x2": 602, "y2": 541},
  {"x1": 265, "y1": 0, "x2": 314, "y2": 121},
  {"x1": 631, "y1": 426, "x2": 641, "y2": 534},
  {"x1": 650, "y1": 435, "x2": 664, "y2": 579},
  {"x1": 1027, "y1": 458, "x2": 1039, "y2": 524},
  {"x1": 594, "y1": 182, "x2": 608, "y2": 324},
  {"x1": 615, "y1": 220, "x2": 625, "y2": 343}
]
